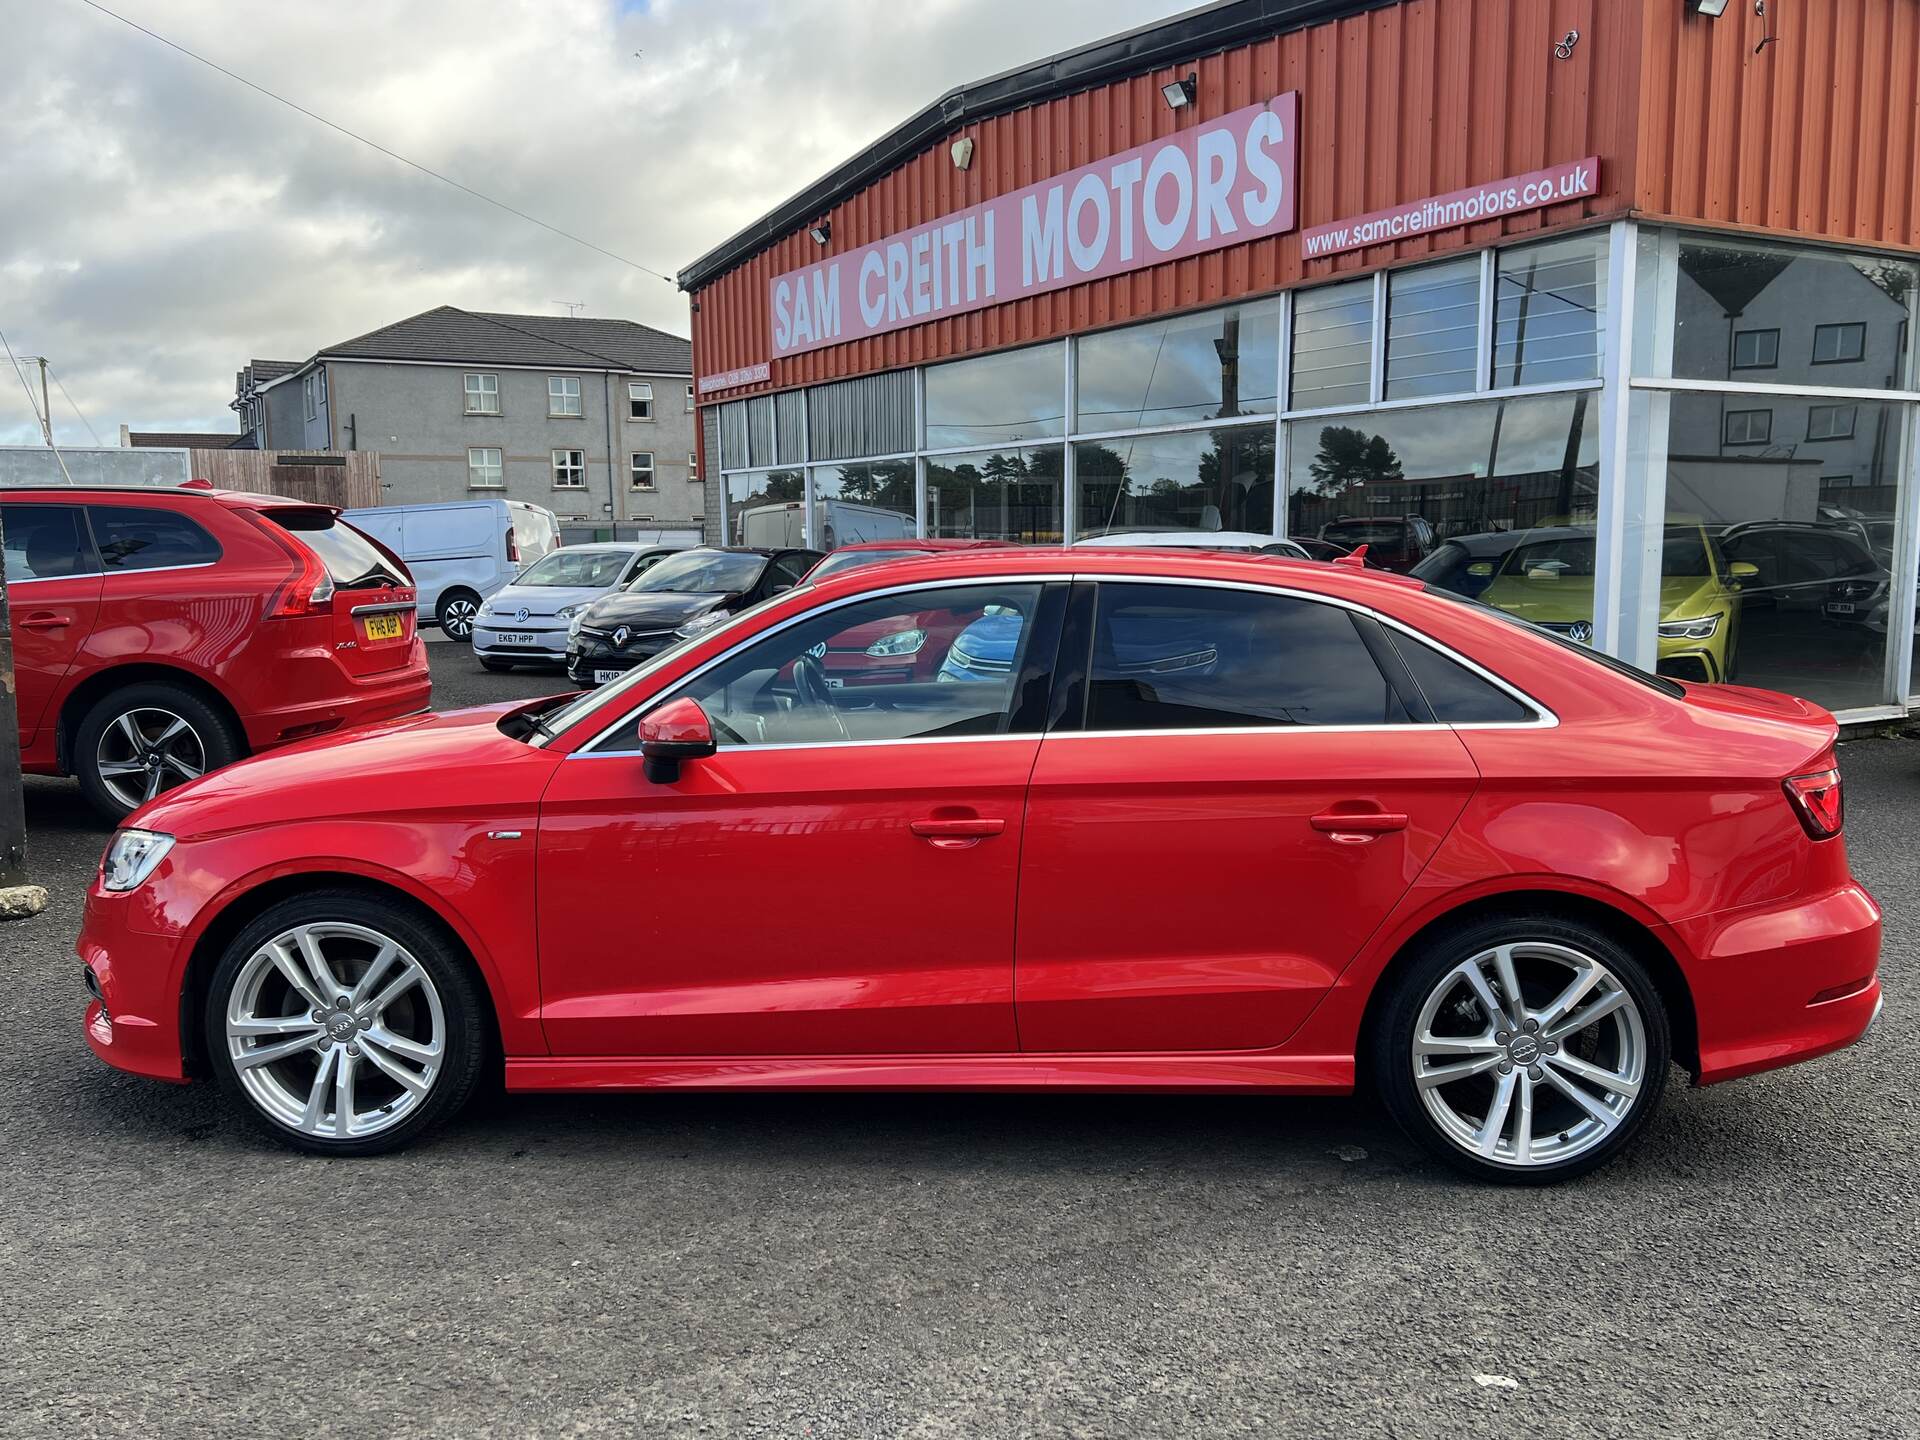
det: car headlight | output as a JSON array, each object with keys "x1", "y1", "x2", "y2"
[
  {"x1": 477, "y1": 599, "x2": 496, "y2": 618},
  {"x1": 673, "y1": 611, "x2": 730, "y2": 641},
  {"x1": 1658, "y1": 614, "x2": 1721, "y2": 641},
  {"x1": 557, "y1": 603, "x2": 584, "y2": 620},
  {"x1": 865, "y1": 627, "x2": 927, "y2": 657},
  {"x1": 568, "y1": 613, "x2": 585, "y2": 639},
  {"x1": 100, "y1": 829, "x2": 175, "y2": 892}
]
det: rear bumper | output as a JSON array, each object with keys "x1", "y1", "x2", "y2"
[
  {"x1": 1671, "y1": 880, "x2": 1883, "y2": 1085},
  {"x1": 78, "y1": 886, "x2": 190, "y2": 1084},
  {"x1": 240, "y1": 650, "x2": 432, "y2": 751}
]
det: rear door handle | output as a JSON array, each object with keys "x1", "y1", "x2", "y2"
[
  {"x1": 910, "y1": 817, "x2": 1006, "y2": 848},
  {"x1": 17, "y1": 612, "x2": 69, "y2": 630},
  {"x1": 1310, "y1": 810, "x2": 1409, "y2": 840}
]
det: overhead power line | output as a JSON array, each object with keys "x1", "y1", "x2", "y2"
[
  {"x1": 75, "y1": 0, "x2": 675, "y2": 284},
  {"x1": 0, "y1": 325, "x2": 76, "y2": 482},
  {"x1": 49, "y1": 368, "x2": 103, "y2": 446}
]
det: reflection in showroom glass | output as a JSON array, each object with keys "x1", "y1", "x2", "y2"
[{"x1": 926, "y1": 447, "x2": 1064, "y2": 543}]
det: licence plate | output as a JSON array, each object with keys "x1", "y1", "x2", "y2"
[
  {"x1": 593, "y1": 668, "x2": 622, "y2": 684},
  {"x1": 362, "y1": 612, "x2": 404, "y2": 641},
  {"x1": 1827, "y1": 602, "x2": 1856, "y2": 615},
  {"x1": 499, "y1": 632, "x2": 539, "y2": 646}
]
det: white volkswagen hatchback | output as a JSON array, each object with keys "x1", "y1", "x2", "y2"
[{"x1": 470, "y1": 542, "x2": 687, "y2": 670}]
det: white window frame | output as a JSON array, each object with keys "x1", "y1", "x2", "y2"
[
  {"x1": 689, "y1": 451, "x2": 700, "y2": 481},
  {"x1": 303, "y1": 373, "x2": 317, "y2": 421},
  {"x1": 464, "y1": 372, "x2": 500, "y2": 415},
  {"x1": 1723, "y1": 408, "x2": 1773, "y2": 445},
  {"x1": 1807, "y1": 402, "x2": 1858, "y2": 441},
  {"x1": 549, "y1": 375, "x2": 582, "y2": 417},
  {"x1": 467, "y1": 447, "x2": 503, "y2": 489},
  {"x1": 1811, "y1": 322, "x2": 1867, "y2": 366},
  {"x1": 686, "y1": 383, "x2": 696, "y2": 411},
  {"x1": 552, "y1": 448, "x2": 587, "y2": 487},
  {"x1": 628, "y1": 381, "x2": 654, "y2": 421},
  {"x1": 629, "y1": 451, "x2": 656, "y2": 489}
]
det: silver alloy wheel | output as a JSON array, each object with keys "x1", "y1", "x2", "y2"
[
  {"x1": 95, "y1": 707, "x2": 207, "y2": 810},
  {"x1": 441, "y1": 597, "x2": 478, "y2": 639},
  {"x1": 225, "y1": 921, "x2": 446, "y2": 1141},
  {"x1": 1411, "y1": 940, "x2": 1648, "y2": 1169}
]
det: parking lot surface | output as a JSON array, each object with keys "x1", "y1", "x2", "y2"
[{"x1": 4, "y1": 639, "x2": 1915, "y2": 1437}]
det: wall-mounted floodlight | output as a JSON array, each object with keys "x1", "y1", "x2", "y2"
[
  {"x1": 1162, "y1": 73, "x2": 1197, "y2": 110},
  {"x1": 1690, "y1": 0, "x2": 1731, "y2": 15},
  {"x1": 808, "y1": 221, "x2": 831, "y2": 245},
  {"x1": 951, "y1": 137, "x2": 975, "y2": 170}
]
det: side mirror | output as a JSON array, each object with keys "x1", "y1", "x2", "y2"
[
  {"x1": 638, "y1": 696, "x2": 716, "y2": 784},
  {"x1": 1730, "y1": 560, "x2": 1760, "y2": 581}
]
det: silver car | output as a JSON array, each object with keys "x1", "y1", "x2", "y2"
[{"x1": 470, "y1": 543, "x2": 686, "y2": 670}]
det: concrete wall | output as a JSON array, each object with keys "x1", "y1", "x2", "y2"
[
  {"x1": 325, "y1": 360, "x2": 700, "y2": 529},
  {"x1": 0, "y1": 446, "x2": 189, "y2": 487}
]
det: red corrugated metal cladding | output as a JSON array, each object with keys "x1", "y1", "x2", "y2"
[{"x1": 690, "y1": 0, "x2": 1633, "y2": 399}]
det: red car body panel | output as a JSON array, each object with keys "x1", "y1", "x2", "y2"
[
  {"x1": 78, "y1": 550, "x2": 1881, "y2": 1104},
  {"x1": 8, "y1": 488, "x2": 430, "y2": 775}
]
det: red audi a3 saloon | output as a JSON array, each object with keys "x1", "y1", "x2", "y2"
[{"x1": 77, "y1": 548, "x2": 1883, "y2": 1181}]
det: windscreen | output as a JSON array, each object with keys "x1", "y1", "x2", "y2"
[
  {"x1": 515, "y1": 549, "x2": 632, "y2": 587},
  {"x1": 630, "y1": 549, "x2": 765, "y2": 594},
  {"x1": 807, "y1": 548, "x2": 926, "y2": 579}
]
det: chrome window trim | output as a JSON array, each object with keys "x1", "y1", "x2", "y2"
[
  {"x1": 3, "y1": 570, "x2": 102, "y2": 585},
  {"x1": 98, "y1": 559, "x2": 220, "y2": 578},
  {"x1": 563, "y1": 570, "x2": 1558, "y2": 757}
]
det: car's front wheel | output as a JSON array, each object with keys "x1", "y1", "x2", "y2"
[
  {"x1": 205, "y1": 891, "x2": 487, "y2": 1155},
  {"x1": 1373, "y1": 915, "x2": 1670, "y2": 1184}
]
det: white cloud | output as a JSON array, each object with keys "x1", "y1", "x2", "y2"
[{"x1": 0, "y1": 0, "x2": 1182, "y2": 444}]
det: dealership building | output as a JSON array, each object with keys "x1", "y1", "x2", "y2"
[{"x1": 679, "y1": 0, "x2": 1920, "y2": 722}]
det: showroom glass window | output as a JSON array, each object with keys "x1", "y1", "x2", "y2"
[
  {"x1": 1290, "y1": 279, "x2": 1374, "y2": 410},
  {"x1": 725, "y1": 468, "x2": 804, "y2": 545},
  {"x1": 1085, "y1": 583, "x2": 1410, "y2": 729},
  {"x1": 1076, "y1": 299, "x2": 1280, "y2": 431},
  {"x1": 1493, "y1": 233, "x2": 1608, "y2": 386},
  {"x1": 666, "y1": 583, "x2": 1052, "y2": 746},
  {"x1": 811, "y1": 460, "x2": 914, "y2": 547},
  {"x1": 1385, "y1": 258, "x2": 1480, "y2": 400},
  {"x1": 1076, "y1": 427, "x2": 1275, "y2": 539},
  {"x1": 926, "y1": 446, "x2": 1063, "y2": 544},
  {"x1": 924, "y1": 343, "x2": 1065, "y2": 449}
]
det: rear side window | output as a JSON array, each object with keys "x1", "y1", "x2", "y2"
[
  {"x1": 87, "y1": 506, "x2": 221, "y2": 571},
  {"x1": 2, "y1": 503, "x2": 97, "y2": 579},
  {"x1": 1388, "y1": 631, "x2": 1534, "y2": 723},
  {"x1": 269, "y1": 511, "x2": 407, "y2": 589},
  {"x1": 1086, "y1": 583, "x2": 1410, "y2": 730}
]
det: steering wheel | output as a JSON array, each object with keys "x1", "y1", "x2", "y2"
[{"x1": 790, "y1": 654, "x2": 849, "y2": 741}]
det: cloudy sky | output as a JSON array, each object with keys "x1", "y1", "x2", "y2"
[{"x1": 0, "y1": 0, "x2": 1182, "y2": 446}]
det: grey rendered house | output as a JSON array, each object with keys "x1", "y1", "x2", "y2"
[{"x1": 231, "y1": 308, "x2": 700, "y2": 531}]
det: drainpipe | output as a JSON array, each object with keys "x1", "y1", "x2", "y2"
[{"x1": 604, "y1": 372, "x2": 618, "y2": 540}]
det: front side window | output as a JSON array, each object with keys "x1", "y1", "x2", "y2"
[
  {"x1": 1, "y1": 503, "x2": 97, "y2": 579},
  {"x1": 1085, "y1": 583, "x2": 1408, "y2": 730},
  {"x1": 465, "y1": 373, "x2": 500, "y2": 414},
  {"x1": 630, "y1": 452, "x2": 656, "y2": 489},
  {"x1": 552, "y1": 449, "x2": 586, "y2": 487},
  {"x1": 87, "y1": 506, "x2": 222, "y2": 571},
  {"x1": 669, "y1": 582, "x2": 1051, "y2": 747},
  {"x1": 467, "y1": 447, "x2": 503, "y2": 488},
  {"x1": 629, "y1": 381, "x2": 654, "y2": 421},
  {"x1": 549, "y1": 375, "x2": 582, "y2": 416},
  {"x1": 1812, "y1": 322, "x2": 1867, "y2": 365}
]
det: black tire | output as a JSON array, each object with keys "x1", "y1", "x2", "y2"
[
  {"x1": 204, "y1": 889, "x2": 488, "y2": 1156},
  {"x1": 478, "y1": 657, "x2": 515, "y2": 673},
  {"x1": 1370, "y1": 913, "x2": 1671, "y2": 1185},
  {"x1": 437, "y1": 589, "x2": 481, "y2": 640},
  {"x1": 73, "y1": 681, "x2": 241, "y2": 822}
]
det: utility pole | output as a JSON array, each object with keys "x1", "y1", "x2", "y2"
[
  {"x1": 0, "y1": 505, "x2": 47, "y2": 918},
  {"x1": 36, "y1": 357, "x2": 52, "y2": 445}
]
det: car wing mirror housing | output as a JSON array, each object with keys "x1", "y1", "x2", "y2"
[{"x1": 639, "y1": 696, "x2": 717, "y2": 784}]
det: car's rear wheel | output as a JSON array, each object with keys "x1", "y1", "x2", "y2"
[
  {"x1": 1373, "y1": 915, "x2": 1670, "y2": 1184},
  {"x1": 74, "y1": 683, "x2": 240, "y2": 821},
  {"x1": 206, "y1": 891, "x2": 487, "y2": 1156},
  {"x1": 438, "y1": 589, "x2": 481, "y2": 640}
]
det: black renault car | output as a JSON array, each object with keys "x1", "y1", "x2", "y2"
[{"x1": 565, "y1": 545, "x2": 823, "y2": 686}]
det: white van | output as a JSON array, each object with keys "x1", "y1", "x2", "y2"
[
  {"x1": 739, "y1": 499, "x2": 913, "y2": 550},
  {"x1": 343, "y1": 498, "x2": 559, "y2": 639}
]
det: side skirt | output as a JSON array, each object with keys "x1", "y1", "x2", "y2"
[{"x1": 506, "y1": 1052, "x2": 1355, "y2": 1094}]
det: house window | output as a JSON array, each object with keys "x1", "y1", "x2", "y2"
[
  {"x1": 552, "y1": 448, "x2": 586, "y2": 487},
  {"x1": 629, "y1": 451, "x2": 656, "y2": 489},
  {"x1": 685, "y1": 383, "x2": 695, "y2": 410},
  {"x1": 1723, "y1": 409, "x2": 1772, "y2": 445},
  {"x1": 689, "y1": 451, "x2": 699, "y2": 481},
  {"x1": 628, "y1": 381, "x2": 654, "y2": 421},
  {"x1": 1807, "y1": 404, "x2": 1857, "y2": 440},
  {"x1": 302, "y1": 373, "x2": 318, "y2": 420},
  {"x1": 1812, "y1": 322, "x2": 1866, "y2": 365},
  {"x1": 549, "y1": 375, "x2": 582, "y2": 416},
  {"x1": 464, "y1": 373, "x2": 500, "y2": 415},
  {"x1": 467, "y1": 448, "x2": 503, "y2": 488},
  {"x1": 1731, "y1": 329, "x2": 1779, "y2": 370}
]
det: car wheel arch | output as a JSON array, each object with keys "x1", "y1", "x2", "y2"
[
  {"x1": 1353, "y1": 887, "x2": 1701, "y2": 1085},
  {"x1": 177, "y1": 867, "x2": 507, "y2": 1081},
  {"x1": 57, "y1": 662, "x2": 245, "y2": 776}
]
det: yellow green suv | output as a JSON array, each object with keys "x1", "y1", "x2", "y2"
[{"x1": 1458, "y1": 525, "x2": 1756, "y2": 683}]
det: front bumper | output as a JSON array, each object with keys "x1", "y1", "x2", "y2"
[
  {"x1": 78, "y1": 884, "x2": 190, "y2": 1084},
  {"x1": 473, "y1": 622, "x2": 571, "y2": 662},
  {"x1": 1672, "y1": 880, "x2": 1883, "y2": 1085},
  {"x1": 566, "y1": 633, "x2": 677, "y2": 685}
]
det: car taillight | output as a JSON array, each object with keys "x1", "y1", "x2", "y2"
[
  {"x1": 239, "y1": 510, "x2": 336, "y2": 618},
  {"x1": 506, "y1": 525, "x2": 520, "y2": 564},
  {"x1": 1784, "y1": 767, "x2": 1844, "y2": 840}
]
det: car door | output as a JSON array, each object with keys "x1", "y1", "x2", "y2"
[
  {"x1": 2, "y1": 501, "x2": 103, "y2": 742},
  {"x1": 1014, "y1": 579, "x2": 1481, "y2": 1053},
  {"x1": 535, "y1": 578, "x2": 1067, "y2": 1057}
]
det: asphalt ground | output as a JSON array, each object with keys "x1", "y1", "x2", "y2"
[{"x1": 3, "y1": 632, "x2": 1916, "y2": 1437}]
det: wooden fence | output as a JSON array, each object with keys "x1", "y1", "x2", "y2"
[{"x1": 185, "y1": 450, "x2": 383, "y2": 509}]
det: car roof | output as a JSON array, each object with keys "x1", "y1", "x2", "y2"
[
  {"x1": 1, "y1": 482, "x2": 331, "y2": 512},
  {"x1": 1072, "y1": 531, "x2": 1295, "y2": 548},
  {"x1": 833, "y1": 538, "x2": 1009, "y2": 551}
]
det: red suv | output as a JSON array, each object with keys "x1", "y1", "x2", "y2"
[{"x1": 6, "y1": 485, "x2": 429, "y2": 819}]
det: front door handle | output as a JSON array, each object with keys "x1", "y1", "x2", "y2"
[
  {"x1": 18, "y1": 612, "x2": 69, "y2": 630},
  {"x1": 910, "y1": 816, "x2": 1006, "y2": 849},
  {"x1": 1310, "y1": 809, "x2": 1409, "y2": 843}
]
